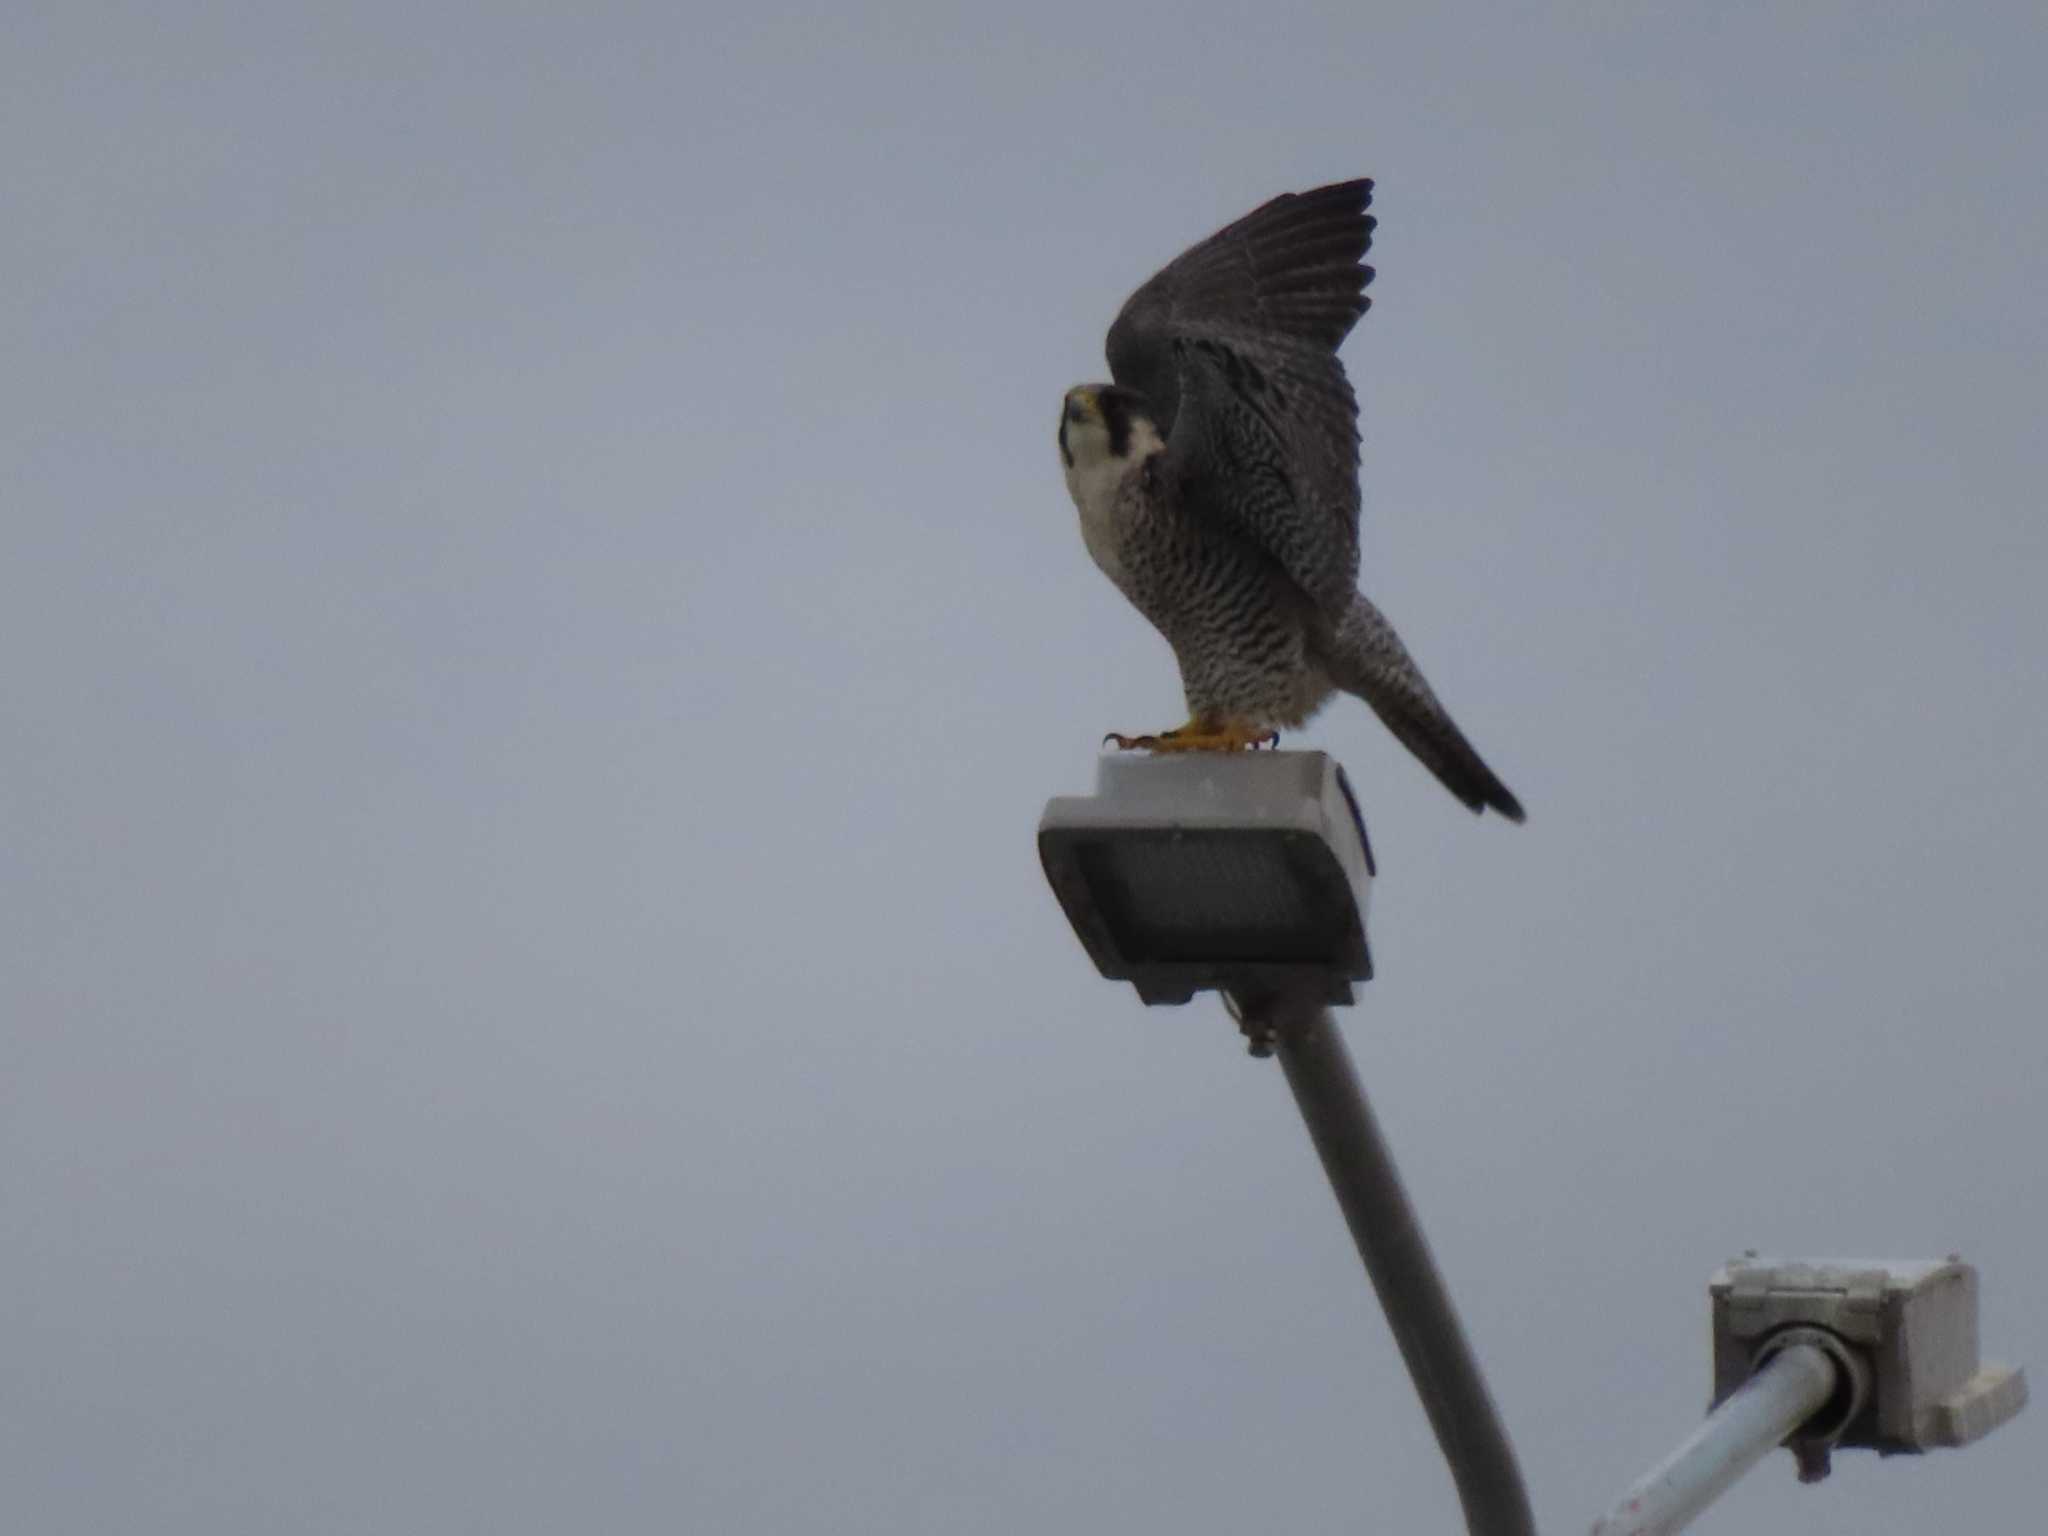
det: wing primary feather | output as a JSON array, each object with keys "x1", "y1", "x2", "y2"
[{"x1": 1103, "y1": 179, "x2": 1379, "y2": 604}]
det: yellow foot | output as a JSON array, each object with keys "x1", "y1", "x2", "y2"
[{"x1": 1103, "y1": 720, "x2": 1280, "y2": 753}]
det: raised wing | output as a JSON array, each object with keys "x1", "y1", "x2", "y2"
[{"x1": 1105, "y1": 179, "x2": 1375, "y2": 613}]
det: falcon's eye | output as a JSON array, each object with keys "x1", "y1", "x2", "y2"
[{"x1": 1066, "y1": 404, "x2": 1087, "y2": 424}]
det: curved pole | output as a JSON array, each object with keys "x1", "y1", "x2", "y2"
[{"x1": 1257, "y1": 996, "x2": 1538, "y2": 1536}]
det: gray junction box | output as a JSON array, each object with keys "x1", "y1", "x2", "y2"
[{"x1": 1710, "y1": 1256, "x2": 2027, "y2": 1456}]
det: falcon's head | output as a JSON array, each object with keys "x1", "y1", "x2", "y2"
[{"x1": 1057, "y1": 384, "x2": 1163, "y2": 473}]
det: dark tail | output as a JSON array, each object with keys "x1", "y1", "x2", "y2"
[{"x1": 1324, "y1": 595, "x2": 1525, "y2": 822}]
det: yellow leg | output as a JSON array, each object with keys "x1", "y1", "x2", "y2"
[{"x1": 1103, "y1": 718, "x2": 1280, "y2": 753}]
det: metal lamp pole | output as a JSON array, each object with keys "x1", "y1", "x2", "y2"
[
  {"x1": 1042, "y1": 753, "x2": 2024, "y2": 1536},
  {"x1": 1245, "y1": 992, "x2": 1539, "y2": 1536}
]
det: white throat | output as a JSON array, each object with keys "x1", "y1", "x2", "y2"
[{"x1": 1063, "y1": 420, "x2": 1165, "y2": 587}]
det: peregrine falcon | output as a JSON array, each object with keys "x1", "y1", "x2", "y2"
[{"x1": 1059, "y1": 178, "x2": 1524, "y2": 821}]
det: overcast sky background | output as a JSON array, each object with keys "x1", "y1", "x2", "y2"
[{"x1": 5, "y1": 4, "x2": 2044, "y2": 1533}]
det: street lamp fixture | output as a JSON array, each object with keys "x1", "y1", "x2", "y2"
[{"x1": 1038, "y1": 750, "x2": 2026, "y2": 1536}]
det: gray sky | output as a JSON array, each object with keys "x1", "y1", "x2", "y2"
[{"x1": 5, "y1": 4, "x2": 2043, "y2": 1532}]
